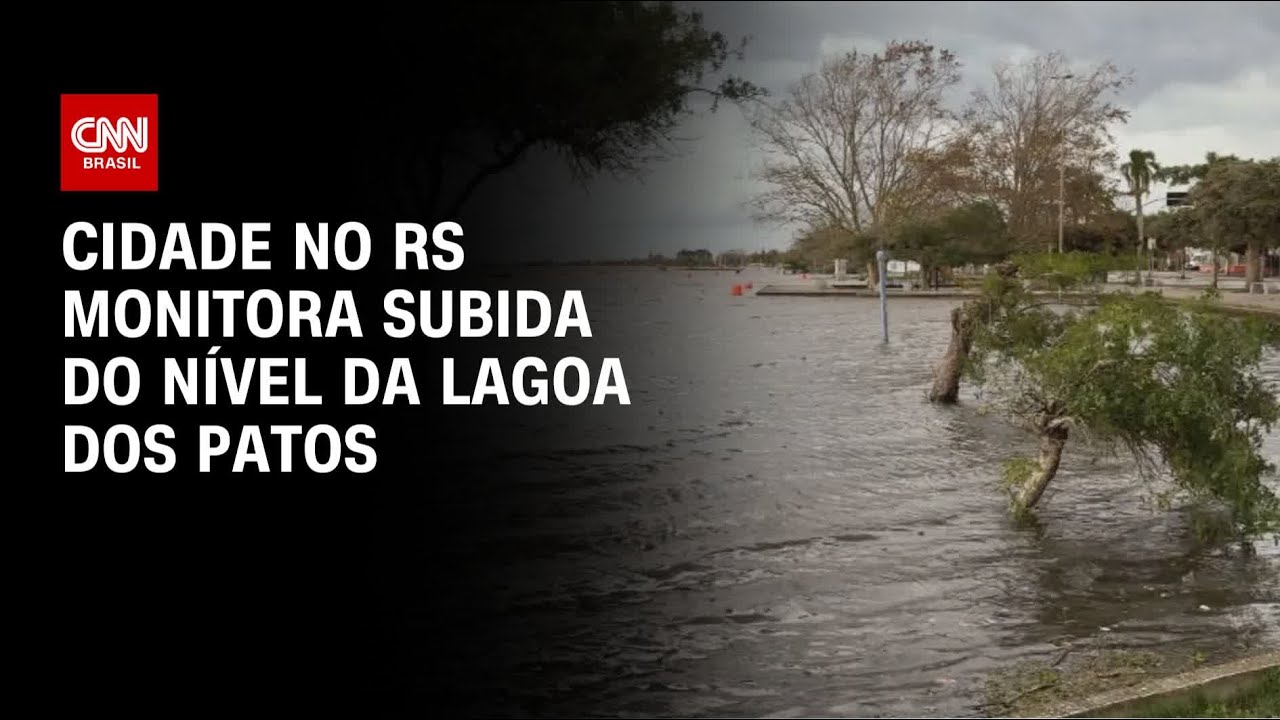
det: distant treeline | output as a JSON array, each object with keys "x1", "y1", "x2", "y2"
[{"x1": 519, "y1": 249, "x2": 787, "y2": 268}]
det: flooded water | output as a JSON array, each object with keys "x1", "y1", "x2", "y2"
[{"x1": 442, "y1": 266, "x2": 1280, "y2": 717}]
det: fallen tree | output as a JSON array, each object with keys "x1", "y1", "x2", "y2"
[
  {"x1": 928, "y1": 303, "x2": 979, "y2": 404},
  {"x1": 928, "y1": 252, "x2": 1114, "y2": 404},
  {"x1": 967, "y1": 289, "x2": 1280, "y2": 541},
  {"x1": 927, "y1": 261, "x2": 1021, "y2": 403}
]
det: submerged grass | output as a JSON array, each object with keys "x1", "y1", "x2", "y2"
[
  {"x1": 980, "y1": 640, "x2": 1274, "y2": 717},
  {"x1": 982, "y1": 648, "x2": 1167, "y2": 716},
  {"x1": 1140, "y1": 667, "x2": 1280, "y2": 718}
]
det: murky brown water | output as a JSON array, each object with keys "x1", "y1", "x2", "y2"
[{"x1": 444, "y1": 267, "x2": 1280, "y2": 717}]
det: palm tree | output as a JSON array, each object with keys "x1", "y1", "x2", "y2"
[{"x1": 1121, "y1": 149, "x2": 1160, "y2": 284}]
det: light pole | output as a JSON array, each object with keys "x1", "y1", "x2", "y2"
[
  {"x1": 1052, "y1": 74, "x2": 1074, "y2": 254},
  {"x1": 1058, "y1": 163, "x2": 1066, "y2": 254},
  {"x1": 877, "y1": 249, "x2": 889, "y2": 343},
  {"x1": 1138, "y1": 195, "x2": 1164, "y2": 285}
]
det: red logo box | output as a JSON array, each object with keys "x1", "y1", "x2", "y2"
[{"x1": 61, "y1": 94, "x2": 158, "y2": 191}]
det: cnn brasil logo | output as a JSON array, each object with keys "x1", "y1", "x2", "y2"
[{"x1": 60, "y1": 94, "x2": 158, "y2": 191}]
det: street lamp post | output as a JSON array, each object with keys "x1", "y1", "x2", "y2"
[
  {"x1": 1138, "y1": 195, "x2": 1165, "y2": 286},
  {"x1": 1058, "y1": 163, "x2": 1065, "y2": 254},
  {"x1": 876, "y1": 249, "x2": 889, "y2": 343},
  {"x1": 1051, "y1": 74, "x2": 1074, "y2": 254}
]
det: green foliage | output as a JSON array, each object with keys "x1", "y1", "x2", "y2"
[
  {"x1": 969, "y1": 283, "x2": 1280, "y2": 540},
  {"x1": 999, "y1": 456, "x2": 1044, "y2": 519},
  {"x1": 1190, "y1": 157, "x2": 1280, "y2": 254},
  {"x1": 674, "y1": 248, "x2": 714, "y2": 266},
  {"x1": 1158, "y1": 151, "x2": 1242, "y2": 185},
  {"x1": 783, "y1": 225, "x2": 876, "y2": 272},
  {"x1": 1009, "y1": 251, "x2": 1114, "y2": 291},
  {"x1": 893, "y1": 201, "x2": 1011, "y2": 270},
  {"x1": 1062, "y1": 210, "x2": 1138, "y2": 254},
  {"x1": 1000, "y1": 456, "x2": 1038, "y2": 490},
  {"x1": 782, "y1": 258, "x2": 811, "y2": 273},
  {"x1": 1122, "y1": 149, "x2": 1160, "y2": 199},
  {"x1": 1145, "y1": 209, "x2": 1200, "y2": 254}
]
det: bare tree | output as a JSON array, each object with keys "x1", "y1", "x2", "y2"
[
  {"x1": 748, "y1": 41, "x2": 962, "y2": 282},
  {"x1": 959, "y1": 52, "x2": 1131, "y2": 251}
]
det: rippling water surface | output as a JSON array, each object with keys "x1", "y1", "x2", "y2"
[{"x1": 448, "y1": 267, "x2": 1279, "y2": 717}]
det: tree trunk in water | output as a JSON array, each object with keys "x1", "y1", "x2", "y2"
[
  {"x1": 1245, "y1": 239, "x2": 1261, "y2": 287},
  {"x1": 928, "y1": 303, "x2": 976, "y2": 404},
  {"x1": 1012, "y1": 423, "x2": 1068, "y2": 512}
]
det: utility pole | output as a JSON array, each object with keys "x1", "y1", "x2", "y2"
[
  {"x1": 1051, "y1": 73, "x2": 1074, "y2": 254},
  {"x1": 1058, "y1": 162, "x2": 1065, "y2": 254},
  {"x1": 877, "y1": 249, "x2": 889, "y2": 343}
]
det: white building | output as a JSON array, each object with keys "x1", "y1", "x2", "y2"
[{"x1": 886, "y1": 259, "x2": 921, "y2": 276}]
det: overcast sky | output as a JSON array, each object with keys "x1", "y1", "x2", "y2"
[{"x1": 483, "y1": 1, "x2": 1280, "y2": 261}]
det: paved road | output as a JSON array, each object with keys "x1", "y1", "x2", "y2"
[
  {"x1": 1106, "y1": 283, "x2": 1280, "y2": 316},
  {"x1": 757, "y1": 271, "x2": 1280, "y2": 316}
]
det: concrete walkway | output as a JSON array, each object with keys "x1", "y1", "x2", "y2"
[
  {"x1": 1037, "y1": 650, "x2": 1279, "y2": 718},
  {"x1": 753, "y1": 281, "x2": 1280, "y2": 317},
  {"x1": 1127, "y1": 285, "x2": 1280, "y2": 316}
]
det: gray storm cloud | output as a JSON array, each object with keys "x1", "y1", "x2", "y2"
[{"x1": 484, "y1": 2, "x2": 1280, "y2": 261}]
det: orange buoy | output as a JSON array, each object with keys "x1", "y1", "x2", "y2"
[{"x1": 731, "y1": 284, "x2": 743, "y2": 296}]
